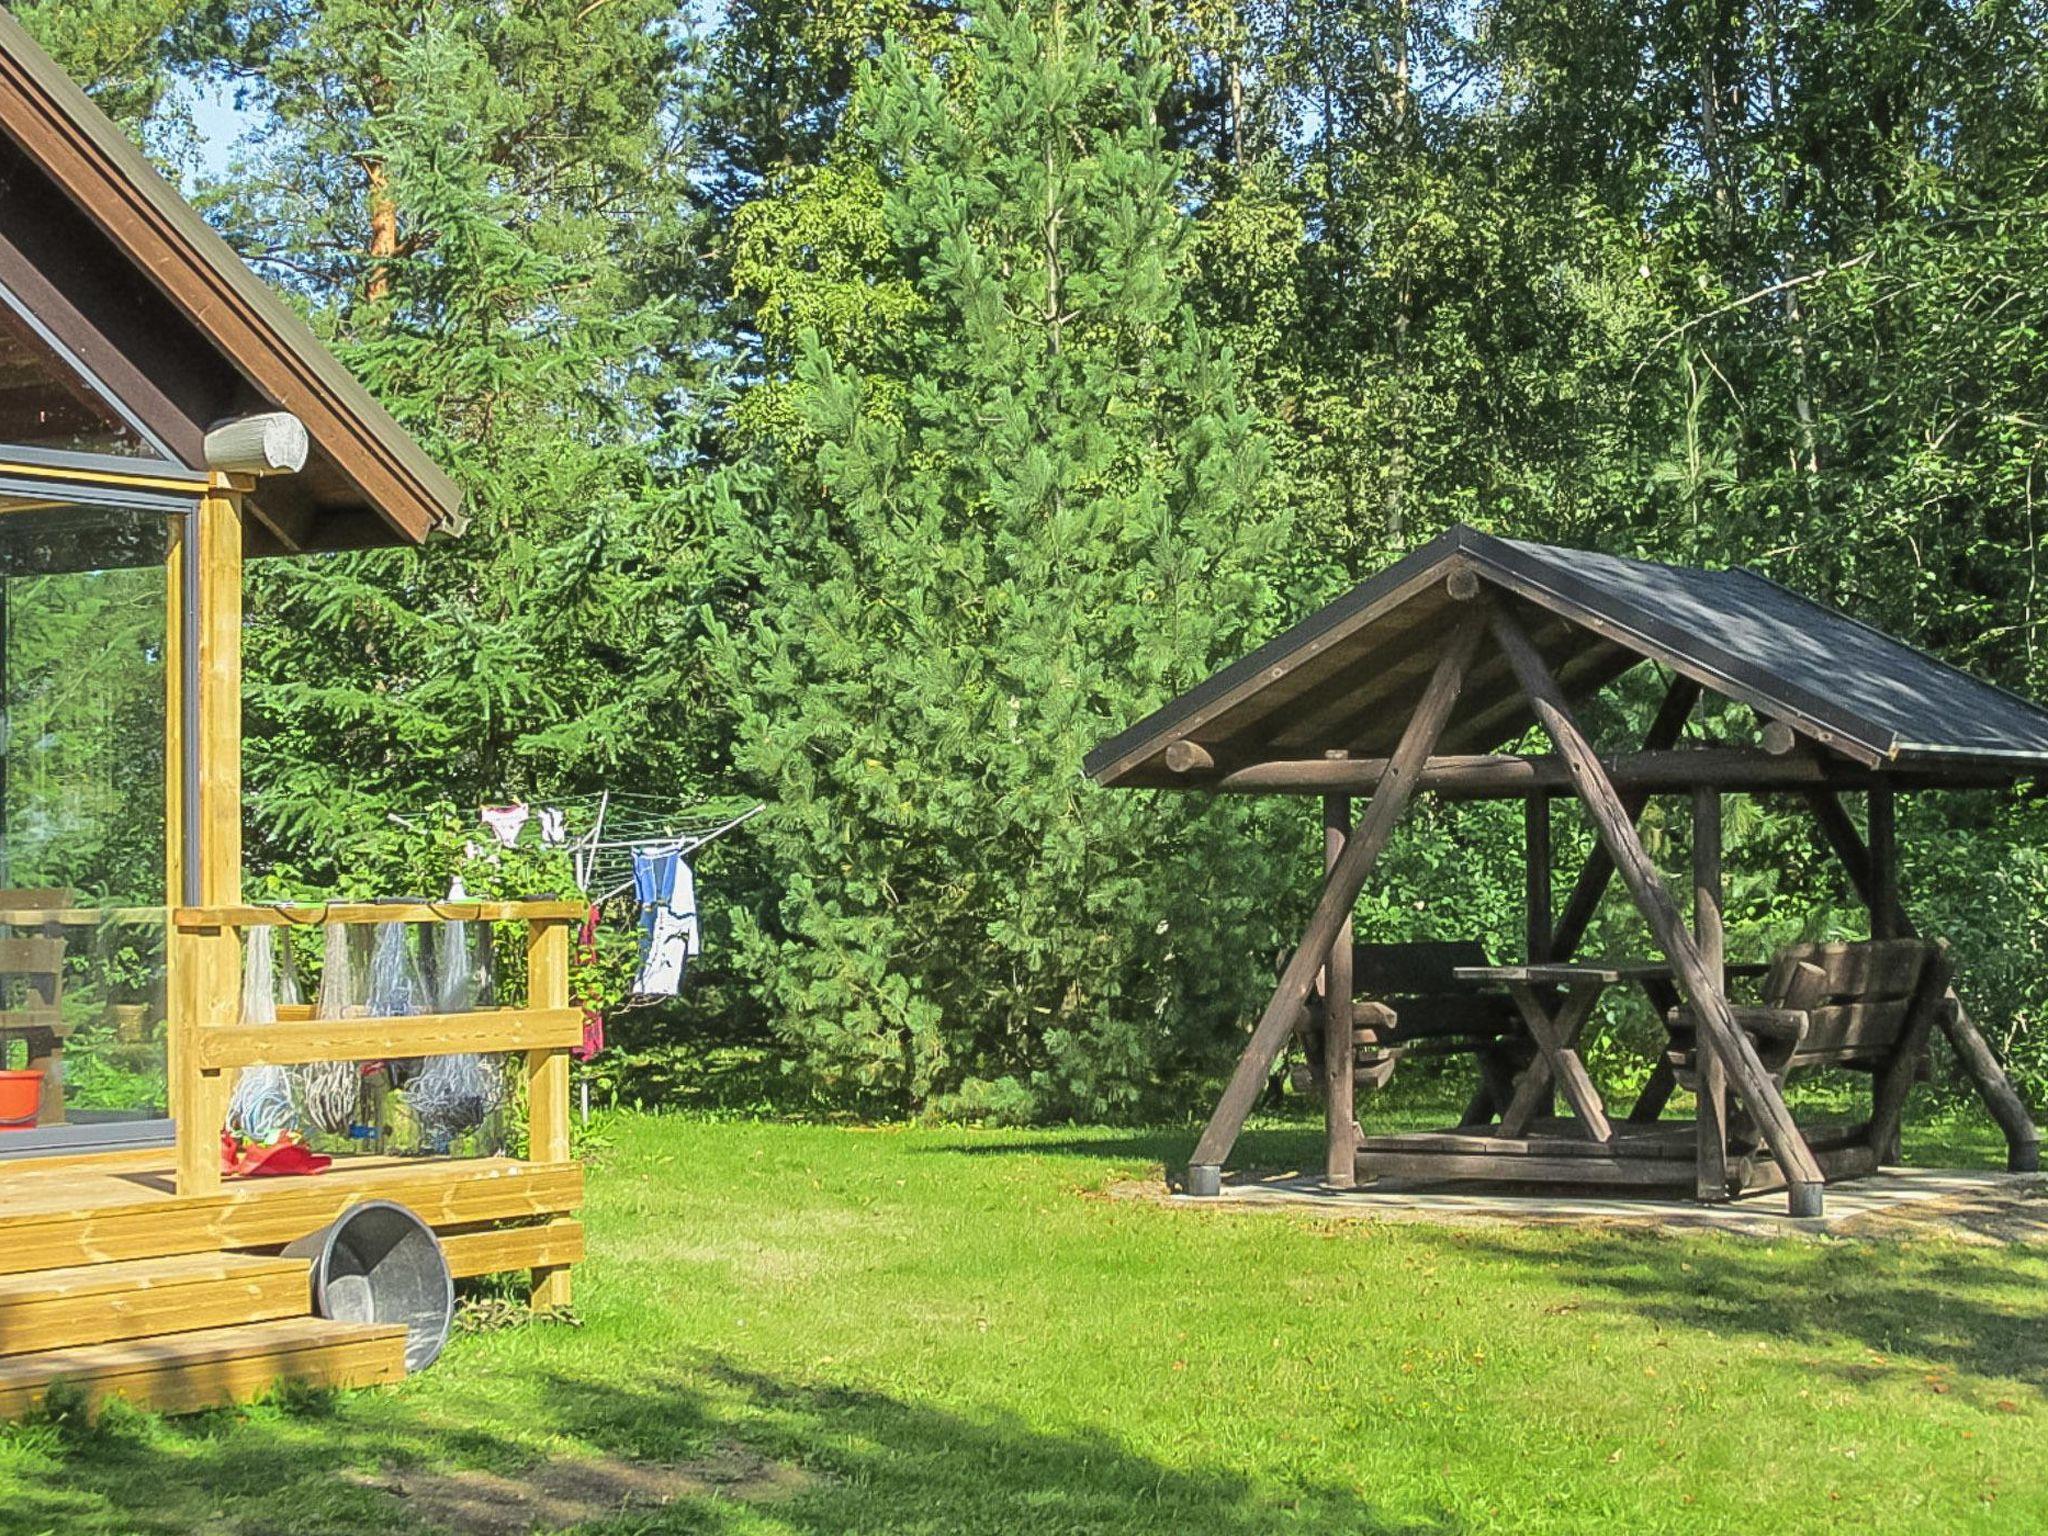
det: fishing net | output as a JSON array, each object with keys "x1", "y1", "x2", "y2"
[
  {"x1": 293, "y1": 922, "x2": 362, "y2": 1136},
  {"x1": 404, "y1": 919, "x2": 509, "y2": 1149},
  {"x1": 368, "y1": 921, "x2": 430, "y2": 1088},
  {"x1": 225, "y1": 927, "x2": 298, "y2": 1143}
]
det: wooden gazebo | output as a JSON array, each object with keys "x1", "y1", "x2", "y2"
[{"x1": 1087, "y1": 526, "x2": 2044, "y2": 1217}]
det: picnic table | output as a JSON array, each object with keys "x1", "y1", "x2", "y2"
[{"x1": 1450, "y1": 960, "x2": 1771, "y2": 1141}]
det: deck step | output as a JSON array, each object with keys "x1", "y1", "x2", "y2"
[
  {"x1": 0, "y1": 1252, "x2": 309, "y2": 1358},
  {"x1": 0, "y1": 1316, "x2": 408, "y2": 1420}
]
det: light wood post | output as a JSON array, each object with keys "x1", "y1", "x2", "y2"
[
  {"x1": 1489, "y1": 604, "x2": 1826, "y2": 1215},
  {"x1": 1322, "y1": 790, "x2": 1356, "y2": 1186},
  {"x1": 170, "y1": 480, "x2": 244, "y2": 1196},
  {"x1": 526, "y1": 916, "x2": 574, "y2": 1306},
  {"x1": 1185, "y1": 610, "x2": 1483, "y2": 1192},
  {"x1": 1692, "y1": 785, "x2": 1728, "y2": 1201}
]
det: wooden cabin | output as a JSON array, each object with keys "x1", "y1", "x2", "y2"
[
  {"x1": 1089, "y1": 525, "x2": 2045, "y2": 1217},
  {"x1": 0, "y1": 13, "x2": 583, "y2": 1417}
]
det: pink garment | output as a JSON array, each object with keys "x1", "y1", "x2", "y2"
[{"x1": 480, "y1": 803, "x2": 530, "y2": 848}]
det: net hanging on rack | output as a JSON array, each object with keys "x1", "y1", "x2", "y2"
[
  {"x1": 294, "y1": 922, "x2": 362, "y2": 1136},
  {"x1": 405, "y1": 920, "x2": 507, "y2": 1148},
  {"x1": 226, "y1": 927, "x2": 297, "y2": 1143}
]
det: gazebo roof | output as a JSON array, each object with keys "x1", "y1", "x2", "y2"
[
  {"x1": 1086, "y1": 525, "x2": 2048, "y2": 787},
  {"x1": 0, "y1": 10, "x2": 461, "y2": 551}
]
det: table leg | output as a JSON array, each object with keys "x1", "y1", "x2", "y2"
[{"x1": 1500, "y1": 981, "x2": 1610, "y2": 1141}]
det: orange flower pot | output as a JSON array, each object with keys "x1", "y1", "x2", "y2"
[{"x1": 0, "y1": 1069, "x2": 42, "y2": 1129}]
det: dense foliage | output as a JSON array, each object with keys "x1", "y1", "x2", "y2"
[{"x1": 16, "y1": 0, "x2": 2048, "y2": 1119}]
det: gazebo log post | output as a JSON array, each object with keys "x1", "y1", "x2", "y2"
[
  {"x1": 1549, "y1": 676, "x2": 1700, "y2": 961},
  {"x1": 1693, "y1": 785, "x2": 1728, "y2": 1201},
  {"x1": 1184, "y1": 611, "x2": 1483, "y2": 1196},
  {"x1": 1805, "y1": 789, "x2": 2041, "y2": 1171},
  {"x1": 1489, "y1": 601, "x2": 1827, "y2": 1215},
  {"x1": 1321, "y1": 788, "x2": 1356, "y2": 1186}
]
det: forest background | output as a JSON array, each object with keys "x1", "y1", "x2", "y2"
[{"x1": 15, "y1": 0, "x2": 2048, "y2": 1123}]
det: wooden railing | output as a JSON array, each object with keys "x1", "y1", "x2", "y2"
[{"x1": 168, "y1": 902, "x2": 586, "y2": 1230}]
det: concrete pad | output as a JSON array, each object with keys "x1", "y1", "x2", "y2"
[{"x1": 1134, "y1": 1166, "x2": 2048, "y2": 1241}]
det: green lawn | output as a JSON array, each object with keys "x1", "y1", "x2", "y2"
[{"x1": 3, "y1": 1112, "x2": 2046, "y2": 1534}]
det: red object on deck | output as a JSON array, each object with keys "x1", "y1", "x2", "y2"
[
  {"x1": 0, "y1": 1069, "x2": 41, "y2": 1129},
  {"x1": 221, "y1": 1130, "x2": 332, "y2": 1177}
]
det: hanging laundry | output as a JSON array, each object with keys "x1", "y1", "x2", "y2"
[
  {"x1": 573, "y1": 904, "x2": 604, "y2": 1060},
  {"x1": 631, "y1": 842, "x2": 699, "y2": 998},
  {"x1": 539, "y1": 806, "x2": 568, "y2": 846},
  {"x1": 480, "y1": 803, "x2": 529, "y2": 848}
]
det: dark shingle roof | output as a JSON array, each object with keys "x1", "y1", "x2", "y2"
[{"x1": 1085, "y1": 525, "x2": 2048, "y2": 787}]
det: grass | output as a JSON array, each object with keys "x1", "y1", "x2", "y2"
[{"x1": 1, "y1": 1111, "x2": 2045, "y2": 1533}]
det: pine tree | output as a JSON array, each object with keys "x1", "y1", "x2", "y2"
[{"x1": 721, "y1": 0, "x2": 1297, "y2": 1118}]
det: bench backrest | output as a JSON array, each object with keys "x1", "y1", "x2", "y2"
[
  {"x1": 1762, "y1": 938, "x2": 1940, "y2": 1064},
  {"x1": 1351, "y1": 940, "x2": 1515, "y2": 1039}
]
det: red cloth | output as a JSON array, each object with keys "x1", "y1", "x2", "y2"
[{"x1": 221, "y1": 1131, "x2": 332, "y2": 1178}]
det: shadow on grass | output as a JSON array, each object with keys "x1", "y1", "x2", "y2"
[
  {"x1": 1454, "y1": 1225, "x2": 2048, "y2": 1398},
  {"x1": 0, "y1": 1351, "x2": 1464, "y2": 1536}
]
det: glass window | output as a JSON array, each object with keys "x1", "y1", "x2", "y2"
[
  {"x1": 0, "y1": 495, "x2": 172, "y2": 1149},
  {"x1": 0, "y1": 294, "x2": 166, "y2": 462}
]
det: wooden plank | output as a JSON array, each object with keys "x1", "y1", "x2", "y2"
[
  {"x1": 1354, "y1": 1148, "x2": 1698, "y2": 1187},
  {"x1": 439, "y1": 1219, "x2": 585, "y2": 1280},
  {"x1": 1187, "y1": 612, "x2": 1484, "y2": 1181},
  {"x1": 218, "y1": 1161, "x2": 583, "y2": 1249},
  {"x1": 0, "y1": 1253, "x2": 305, "y2": 1356},
  {"x1": 1322, "y1": 791, "x2": 1356, "y2": 1186},
  {"x1": 1694, "y1": 784, "x2": 1728, "y2": 1201},
  {"x1": 1361, "y1": 1124, "x2": 1697, "y2": 1159},
  {"x1": 193, "y1": 1007, "x2": 584, "y2": 1068},
  {"x1": 1490, "y1": 603, "x2": 1827, "y2": 1214},
  {"x1": 176, "y1": 900, "x2": 586, "y2": 930},
  {"x1": 0, "y1": 1316, "x2": 405, "y2": 1421},
  {"x1": 1805, "y1": 789, "x2": 2041, "y2": 1170}
]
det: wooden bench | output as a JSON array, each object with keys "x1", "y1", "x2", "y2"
[
  {"x1": 1342, "y1": 940, "x2": 1530, "y2": 1096},
  {"x1": 1666, "y1": 937, "x2": 1953, "y2": 1166}
]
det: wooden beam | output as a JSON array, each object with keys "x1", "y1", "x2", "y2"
[
  {"x1": 192, "y1": 1007, "x2": 584, "y2": 1069},
  {"x1": 525, "y1": 917, "x2": 574, "y2": 1307},
  {"x1": 1322, "y1": 790, "x2": 1356, "y2": 1187},
  {"x1": 1693, "y1": 785, "x2": 1728, "y2": 1201},
  {"x1": 1186, "y1": 616, "x2": 1484, "y2": 1190},
  {"x1": 1163, "y1": 740, "x2": 1214, "y2": 774},
  {"x1": 1805, "y1": 789, "x2": 2040, "y2": 1171},
  {"x1": 171, "y1": 483, "x2": 242, "y2": 1197},
  {"x1": 1203, "y1": 744, "x2": 2010, "y2": 798},
  {"x1": 1490, "y1": 603, "x2": 1827, "y2": 1215}
]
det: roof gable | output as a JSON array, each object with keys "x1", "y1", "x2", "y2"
[
  {"x1": 1085, "y1": 525, "x2": 2048, "y2": 786},
  {"x1": 0, "y1": 12, "x2": 460, "y2": 550}
]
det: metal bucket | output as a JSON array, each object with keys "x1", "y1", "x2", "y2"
[{"x1": 282, "y1": 1199, "x2": 454, "y2": 1371}]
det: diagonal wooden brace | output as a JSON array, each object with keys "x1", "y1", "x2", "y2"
[
  {"x1": 1186, "y1": 612, "x2": 1485, "y2": 1188},
  {"x1": 1489, "y1": 603, "x2": 1827, "y2": 1215}
]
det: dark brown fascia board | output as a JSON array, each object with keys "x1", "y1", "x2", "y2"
[{"x1": 0, "y1": 10, "x2": 460, "y2": 544}]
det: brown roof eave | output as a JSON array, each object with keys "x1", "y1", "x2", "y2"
[{"x1": 0, "y1": 10, "x2": 462, "y2": 546}]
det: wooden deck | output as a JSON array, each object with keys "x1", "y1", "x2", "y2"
[{"x1": 0, "y1": 1150, "x2": 583, "y2": 1418}]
